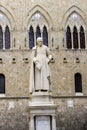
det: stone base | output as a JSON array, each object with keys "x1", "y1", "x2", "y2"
[
  {"x1": 29, "y1": 105, "x2": 56, "y2": 130},
  {"x1": 29, "y1": 91, "x2": 53, "y2": 106},
  {"x1": 29, "y1": 91, "x2": 56, "y2": 130}
]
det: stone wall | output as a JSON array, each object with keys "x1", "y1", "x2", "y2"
[
  {"x1": 0, "y1": 97, "x2": 86, "y2": 130},
  {"x1": 54, "y1": 97, "x2": 87, "y2": 130},
  {"x1": 0, "y1": 0, "x2": 86, "y2": 130},
  {"x1": 0, "y1": 98, "x2": 29, "y2": 130}
]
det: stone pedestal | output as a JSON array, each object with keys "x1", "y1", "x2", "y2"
[{"x1": 29, "y1": 91, "x2": 56, "y2": 130}]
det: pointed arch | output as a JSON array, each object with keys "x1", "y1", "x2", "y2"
[
  {"x1": 0, "y1": 74, "x2": 5, "y2": 93},
  {"x1": 62, "y1": 5, "x2": 87, "y2": 29},
  {"x1": 75, "y1": 73, "x2": 82, "y2": 93},
  {"x1": 80, "y1": 26, "x2": 85, "y2": 49},
  {"x1": 43, "y1": 25, "x2": 48, "y2": 46},
  {"x1": 29, "y1": 25, "x2": 34, "y2": 49},
  {"x1": 0, "y1": 5, "x2": 16, "y2": 30},
  {"x1": 5, "y1": 25, "x2": 10, "y2": 49},
  {"x1": 0, "y1": 26, "x2": 3, "y2": 49},
  {"x1": 66, "y1": 26, "x2": 72, "y2": 49},
  {"x1": 27, "y1": 5, "x2": 53, "y2": 29},
  {"x1": 36, "y1": 26, "x2": 41, "y2": 39},
  {"x1": 27, "y1": 5, "x2": 53, "y2": 48},
  {"x1": 73, "y1": 26, "x2": 78, "y2": 49}
]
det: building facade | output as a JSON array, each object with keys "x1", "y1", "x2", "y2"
[{"x1": 0, "y1": 0, "x2": 87, "y2": 130}]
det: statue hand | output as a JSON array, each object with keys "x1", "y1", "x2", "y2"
[
  {"x1": 36, "y1": 62, "x2": 41, "y2": 70},
  {"x1": 33, "y1": 57, "x2": 37, "y2": 63}
]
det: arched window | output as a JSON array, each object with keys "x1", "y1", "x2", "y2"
[
  {"x1": 43, "y1": 26, "x2": 48, "y2": 46},
  {"x1": 36, "y1": 26, "x2": 41, "y2": 40},
  {"x1": 28, "y1": 11, "x2": 49, "y2": 47},
  {"x1": 0, "y1": 26, "x2": 3, "y2": 49},
  {"x1": 29, "y1": 26, "x2": 34, "y2": 49},
  {"x1": 0, "y1": 74, "x2": 5, "y2": 93},
  {"x1": 5, "y1": 25, "x2": 10, "y2": 49},
  {"x1": 73, "y1": 26, "x2": 78, "y2": 49},
  {"x1": 66, "y1": 26, "x2": 72, "y2": 49},
  {"x1": 65, "y1": 12, "x2": 86, "y2": 50},
  {"x1": 80, "y1": 26, "x2": 85, "y2": 49},
  {"x1": 75, "y1": 73, "x2": 82, "y2": 93}
]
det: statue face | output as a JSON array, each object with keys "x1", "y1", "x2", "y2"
[
  {"x1": 38, "y1": 40, "x2": 42, "y2": 47},
  {"x1": 37, "y1": 37, "x2": 43, "y2": 47}
]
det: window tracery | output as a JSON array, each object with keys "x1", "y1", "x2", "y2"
[
  {"x1": 0, "y1": 12, "x2": 10, "y2": 50},
  {"x1": 66, "y1": 12, "x2": 86, "y2": 49},
  {"x1": 29, "y1": 26, "x2": 34, "y2": 49},
  {"x1": 28, "y1": 12, "x2": 48, "y2": 49},
  {"x1": 43, "y1": 26, "x2": 48, "y2": 46},
  {"x1": 73, "y1": 26, "x2": 78, "y2": 49},
  {"x1": 80, "y1": 26, "x2": 85, "y2": 49},
  {"x1": 66, "y1": 26, "x2": 72, "y2": 49},
  {"x1": 5, "y1": 25, "x2": 10, "y2": 49},
  {"x1": 36, "y1": 25, "x2": 41, "y2": 39}
]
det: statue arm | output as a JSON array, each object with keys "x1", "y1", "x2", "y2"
[
  {"x1": 32, "y1": 46, "x2": 38, "y2": 63},
  {"x1": 32, "y1": 47, "x2": 41, "y2": 70},
  {"x1": 46, "y1": 47, "x2": 52, "y2": 63}
]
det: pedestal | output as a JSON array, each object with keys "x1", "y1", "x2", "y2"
[{"x1": 29, "y1": 91, "x2": 56, "y2": 130}]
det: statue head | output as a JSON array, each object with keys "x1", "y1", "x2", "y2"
[{"x1": 37, "y1": 37, "x2": 43, "y2": 47}]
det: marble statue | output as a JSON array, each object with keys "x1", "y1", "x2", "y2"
[{"x1": 29, "y1": 37, "x2": 53, "y2": 93}]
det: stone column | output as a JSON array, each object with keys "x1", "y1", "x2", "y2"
[
  {"x1": 78, "y1": 30, "x2": 80, "y2": 49},
  {"x1": 52, "y1": 115, "x2": 56, "y2": 130},
  {"x1": 10, "y1": 30, "x2": 13, "y2": 50},
  {"x1": 30, "y1": 116, "x2": 34, "y2": 130},
  {"x1": 34, "y1": 31, "x2": 36, "y2": 46},
  {"x1": 71, "y1": 32, "x2": 74, "y2": 49},
  {"x1": 3, "y1": 30, "x2": 5, "y2": 50},
  {"x1": 41, "y1": 27, "x2": 43, "y2": 38},
  {"x1": 64, "y1": 29, "x2": 67, "y2": 49}
]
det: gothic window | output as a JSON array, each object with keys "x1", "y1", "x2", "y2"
[
  {"x1": 5, "y1": 25, "x2": 10, "y2": 49},
  {"x1": 65, "y1": 12, "x2": 86, "y2": 50},
  {"x1": 0, "y1": 74, "x2": 5, "y2": 94},
  {"x1": 73, "y1": 26, "x2": 78, "y2": 49},
  {"x1": 75, "y1": 73, "x2": 82, "y2": 93},
  {"x1": 0, "y1": 26, "x2": 3, "y2": 49},
  {"x1": 29, "y1": 11, "x2": 49, "y2": 47},
  {"x1": 66, "y1": 26, "x2": 72, "y2": 49},
  {"x1": 36, "y1": 26, "x2": 41, "y2": 40},
  {"x1": 80, "y1": 26, "x2": 85, "y2": 49},
  {"x1": 29, "y1": 26, "x2": 34, "y2": 49},
  {"x1": 43, "y1": 26, "x2": 48, "y2": 46}
]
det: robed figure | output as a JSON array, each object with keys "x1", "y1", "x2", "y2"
[{"x1": 29, "y1": 37, "x2": 52, "y2": 93}]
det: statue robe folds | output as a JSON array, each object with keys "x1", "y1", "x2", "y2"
[{"x1": 29, "y1": 45, "x2": 52, "y2": 93}]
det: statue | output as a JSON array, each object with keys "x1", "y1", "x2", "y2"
[{"x1": 29, "y1": 37, "x2": 53, "y2": 93}]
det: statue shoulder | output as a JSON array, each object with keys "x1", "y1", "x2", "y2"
[
  {"x1": 32, "y1": 46, "x2": 37, "y2": 50},
  {"x1": 43, "y1": 45, "x2": 50, "y2": 50},
  {"x1": 43, "y1": 45, "x2": 48, "y2": 49}
]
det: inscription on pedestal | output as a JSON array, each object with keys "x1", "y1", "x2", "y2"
[{"x1": 35, "y1": 116, "x2": 51, "y2": 130}]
